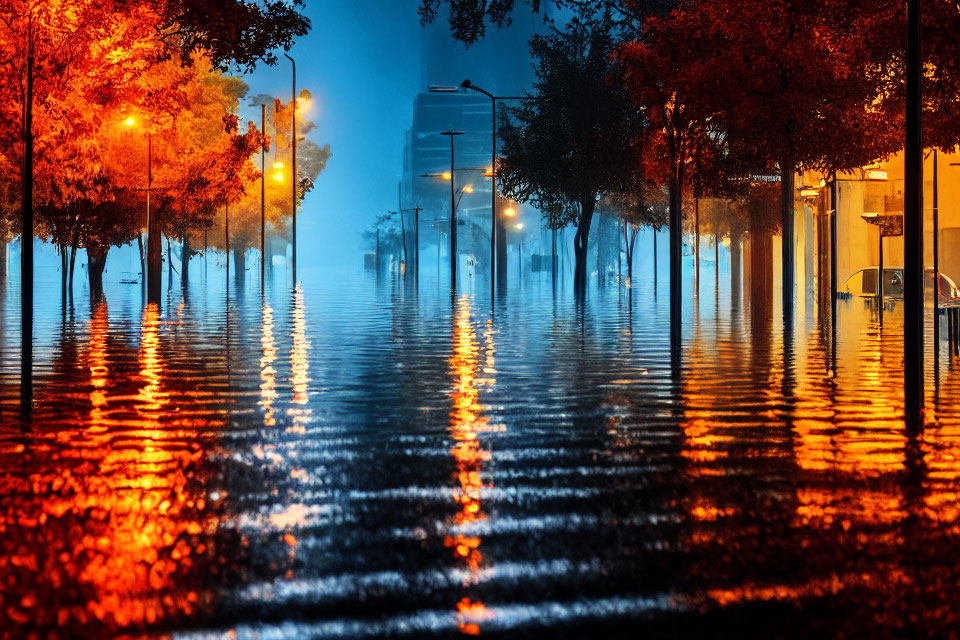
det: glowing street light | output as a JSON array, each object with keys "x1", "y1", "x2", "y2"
[
  {"x1": 442, "y1": 171, "x2": 452, "y2": 180},
  {"x1": 463, "y1": 185, "x2": 474, "y2": 194},
  {"x1": 273, "y1": 161, "x2": 284, "y2": 170},
  {"x1": 503, "y1": 207, "x2": 516, "y2": 217},
  {"x1": 123, "y1": 114, "x2": 156, "y2": 302}
]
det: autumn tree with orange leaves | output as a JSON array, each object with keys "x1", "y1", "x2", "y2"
[{"x1": 1, "y1": 0, "x2": 312, "y2": 299}]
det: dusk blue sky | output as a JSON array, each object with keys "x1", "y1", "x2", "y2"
[{"x1": 241, "y1": 0, "x2": 423, "y2": 267}]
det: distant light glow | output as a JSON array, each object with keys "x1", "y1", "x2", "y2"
[
  {"x1": 124, "y1": 117, "x2": 136, "y2": 127},
  {"x1": 442, "y1": 172, "x2": 452, "y2": 180},
  {"x1": 273, "y1": 161, "x2": 284, "y2": 169},
  {"x1": 463, "y1": 185, "x2": 474, "y2": 194},
  {"x1": 515, "y1": 223, "x2": 524, "y2": 230},
  {"x1": 273, "y1": 173, "x2": 284, "y2": 182},
  {"x1": 503, "y1": 208, "x2": 516, "y2": 217}
]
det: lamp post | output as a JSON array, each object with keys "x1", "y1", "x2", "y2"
[
  {"x1": 440, "y1": 131, "x2": 464, "y2": 287},
  {"x1": 283, "y1": 53, "x2": 298, "y2": 284},
  {"x1": 431, "y1": 82, "x2": 528, "y2": 290},
  {"x1": 260, "y1": 104, "x2": 267, "y2": 290}
]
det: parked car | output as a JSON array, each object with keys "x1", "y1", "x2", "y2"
[{"x1": 840, "y1": 267, "x2": 959, "y2": 303}]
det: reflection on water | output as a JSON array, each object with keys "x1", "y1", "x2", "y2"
[
  {"x1": 1, "y1": 263, "x2": 960, "y2": 637},
  {"x1": 446, "y1": 296, "x2": 498, "y2": 635},
  {"x1": 261, "y1": 303, "x2": 277, "y2": 427}
]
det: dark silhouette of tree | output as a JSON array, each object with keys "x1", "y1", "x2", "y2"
[
  {"x1": 498, "y1": 16, "x2": 642, "y2": 292},
  {"x1": 417, "y1": 0, "x2": 669, "y2": 45},
  {"x1": 148, "y1": 0, "x2": 311, "y2": 72}
]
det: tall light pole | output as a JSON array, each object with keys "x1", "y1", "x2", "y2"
[
  {"x1": 440, "y1": 131, "x2": 464, "y2": 287},
  {"x1": 431, "y1": 82, "x2": 527, "y2": 291},
  {"x1": 283, "y1": 53, "x2": 298, "y2": 284},
  {"x1": 260, "y1": 104, "x2": 267, "y2": 290}
]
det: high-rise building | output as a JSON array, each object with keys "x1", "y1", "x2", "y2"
[{"x1": 400, "y1": 8, "x2": 551, "y2": 277}]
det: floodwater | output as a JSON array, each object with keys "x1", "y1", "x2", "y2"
[{"x1": 2, "y1": 252, "x2": 960, "y2": 639}]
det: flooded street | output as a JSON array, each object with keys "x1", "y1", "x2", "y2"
[{"x1": 2, "y1": 260, "x2": 960, "y2": 638}]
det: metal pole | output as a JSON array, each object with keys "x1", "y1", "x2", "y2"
[
  {"x1": 878, "y1": 229, "x2": 884, "y2": 325},
  {"x1": 20, "y1": 20, "x2": 33, "y2": 418},
  {"x1": 225, "y1": 203, "x2": 230, "y2": 283},
  {"x1": 491, "y1": 97, "x2": 497, "y2": 290},
  {"x1": 284, "y1": 53, "x2": 297, "y2": 284},
  {"x1": 830, "y1": 172, "x2": 838, "y2": 307},
  {"x1": 782, "y1": 162, "x2": 795, "y2": 325},
  {"x1": 261, "y1": 104, "x2": 266, "y2": 290},
  {"x1": 449, "y1": 136, "x2": 457, "y2": 287},
  {"x1": 415, "y1": 208, "x2": 420, "y2": 282},
  {"x1": 146, "y1": 131, "x2": 159, "y2": 304},
  {"x1": 934, "y1": 152, "x2": 940, "y2": 376},
  {"x1": 653, "y1": 227, "x2": 658, "y2": 282},
  {"x1": 695, "y1": 196, "x2": 700, "y2": 293},
  {"x1": 904, "y1": 0, "x2": 924, "y2": 419}
]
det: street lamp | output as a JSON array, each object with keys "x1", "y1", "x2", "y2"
[
  {"x1": 283, "y1": 53, "x2": 298, "y2": 284},
  {"x1": 260, "y1": 103, "x2": 267, "y2": 290},
  {"x1": 440, "y1": 130, "x2": 464, "y2": 287},
  {"x1": 453, "y1": 80, "x2": 527, "y2": 289}
]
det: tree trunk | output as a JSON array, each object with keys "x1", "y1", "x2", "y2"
[
  {"x1": 138, "y1": 234, "x2": 145, "y2": 285},
  {"x1": 167, "y1": 236, "x2": 173, "y2": 289},
  {"x1": 60, "y1": 242, "x2": 68, "y2": 297},
  {"x1": 68, "y1": 229, "x2": 79, "y2": 292},
  {"x1": 731, "y1": 230, "x2": 742, "y2": 308},
  {"x1": 181, "y1": 234, "x2": 190, "y2": 287},
  {"x1": 147, "y1": 221, "x2": 161, "y2": 304},
  {"x1": 669, "y1": 163, "x2": 685, "y2": 346},
  {"x1": 88, "y1": 245, "x2": 109, "y2": 301},
  {"x1": 780, "y1": 158, "x2": 795, "y2": 322},
  {"x1": 573, "y1": 199, "x2": 596, "y2": 293},
  {"x1": 0, "y1": 239, "x2": 7, "y2": 283},
  {"x1": 750, "y1": 224, "x2": 773, "y2": 321},
  {"x1": 233, "y1": 247, "x2": 245, "y2": 285}
]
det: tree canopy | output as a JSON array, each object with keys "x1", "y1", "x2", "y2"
[{"x1": 498, "y1": 16, "x2": 643, "y2": 290}]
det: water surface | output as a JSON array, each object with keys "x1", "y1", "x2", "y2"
[{"x1": 1, "y1": 257, "x2": 959, "y2": 638}]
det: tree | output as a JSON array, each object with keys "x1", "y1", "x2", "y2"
[
  {"x1": 0, "y1": 0, "x2": 312, "y2": 300},
  {"x1": 617, "y1": 3, "x2": 725, "y2": 333},
  {"x1": 145, "y1": 0, "x2": 310, "y2": 72},
  {"x1": 417, "y1": 0, "x2": 669, "y2": 45},
  {"x1": 203, "y1": 92, "x2": 329, "y2": 281},
  {"x1": 609, "y1": 178, "x2": 667, "y2": 287},
  {"x1": 498, "y1": 15, "x2": 643, "y2": 292},
  {"x1": 701, "y1": 0, "x2": 900, "y2": 319}
]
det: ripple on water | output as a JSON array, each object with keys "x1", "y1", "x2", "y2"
[{"x1": 1, "y1": 262, "x2": 960, "y2": 638}]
